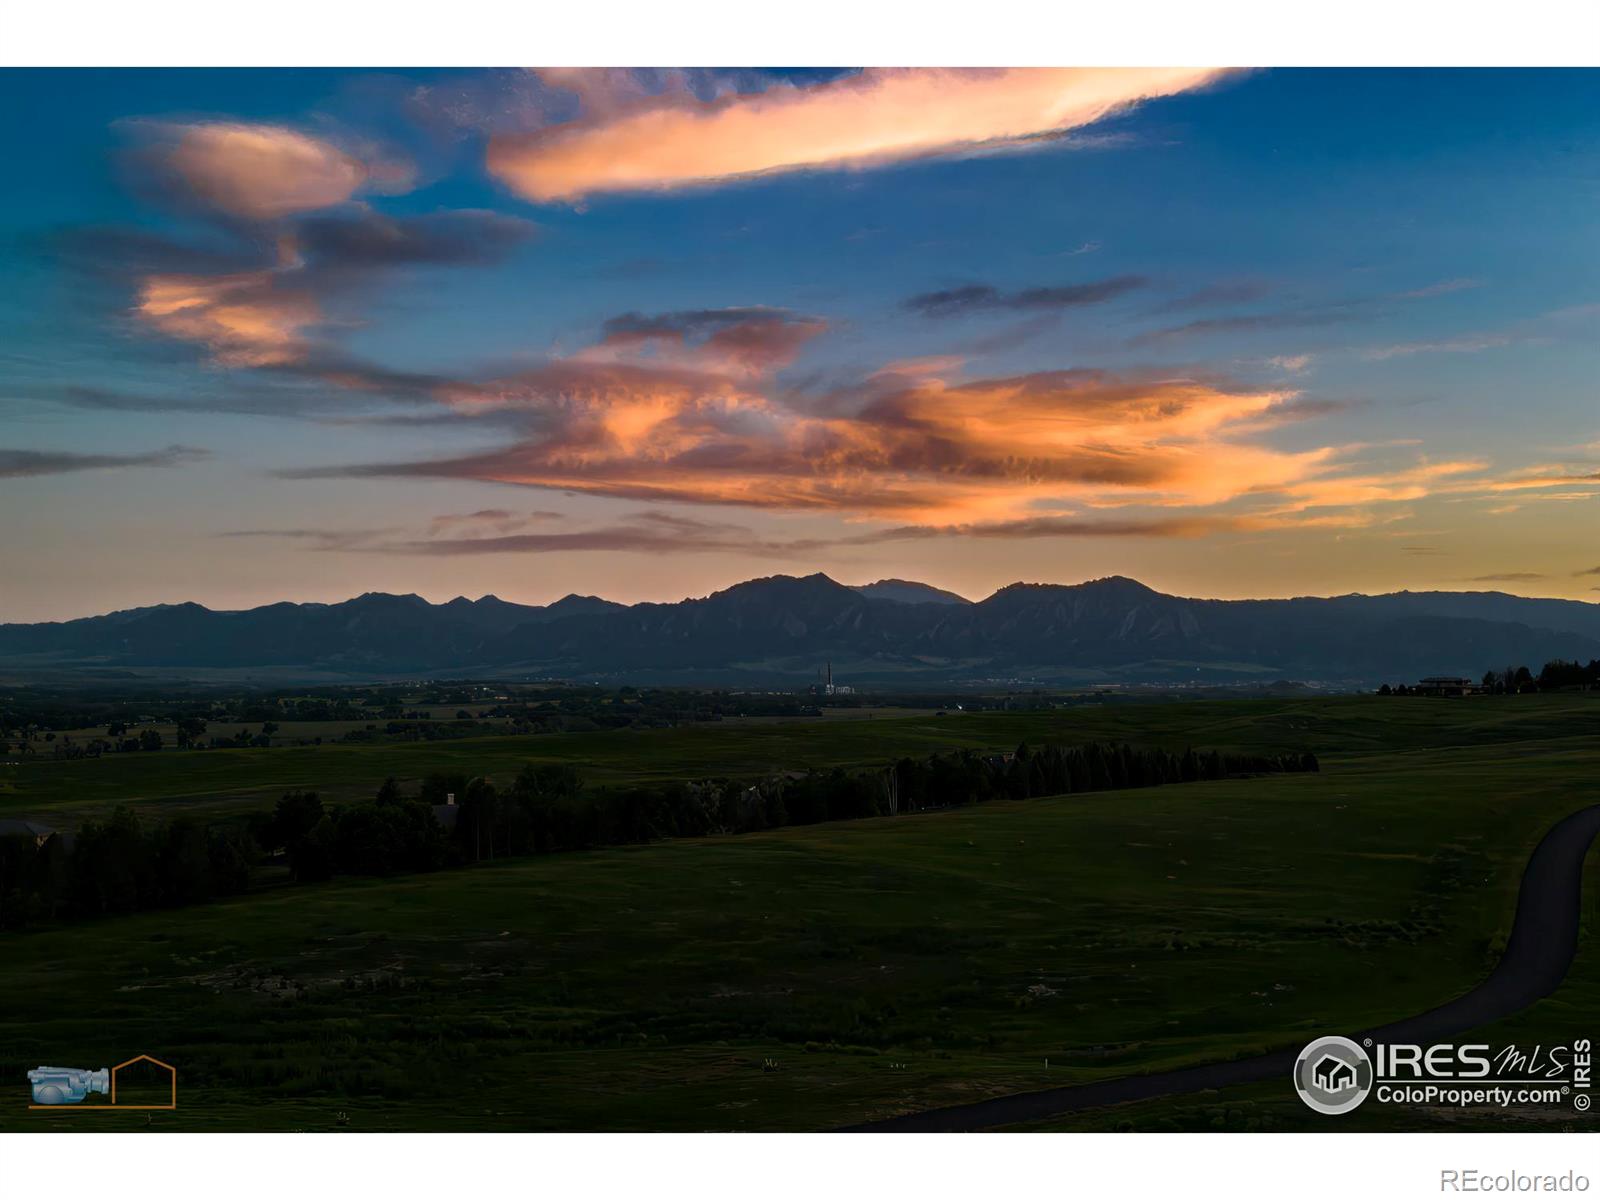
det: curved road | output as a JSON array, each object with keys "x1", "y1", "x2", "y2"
[{"x1": 843, "y1": 803, "x2": 1600, "y2": 1132}]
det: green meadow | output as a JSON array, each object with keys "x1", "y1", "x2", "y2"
[
  {"x1": 1015, "y1": 848, "x2": 1600, "y2": 1134},
  {"x1": 6, "y1": 694, "x2": 1598, "y2": 825},
  {"x1": 1, "y1": 694, "x2": 1596, "y2": 1131}
]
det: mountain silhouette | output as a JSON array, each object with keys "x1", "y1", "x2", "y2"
[
  {"x1": 1, "y1": 574, "x2": 1595, "y2": 684},
  {"x1": 850, "y1": 579, "x2": 971, "y2": 606}
]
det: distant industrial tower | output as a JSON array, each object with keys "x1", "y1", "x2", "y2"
[{"x1": 820, "y1": 660, "x2": 852, "y2": 697}]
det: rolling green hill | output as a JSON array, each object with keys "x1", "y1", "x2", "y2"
[
  {"x1": 3, "y1": 695, "x2": 1596, "y2": 1131},
  {"x1": 6, "y1": 694, "x2": 1598, "y2": 827}
]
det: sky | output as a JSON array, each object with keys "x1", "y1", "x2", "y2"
[{"x1": 1, "y1": 67, "x2": 1597, "y2": 621}]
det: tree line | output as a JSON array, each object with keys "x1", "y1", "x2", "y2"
[
  {"x1": 0, "y1": 739, "x2": 1316, "y2": 930},
  {"x1": 1375, "y1": 658, "x2": 1599, "y2": 695},
  {"x1": 1495, "y1": 659, "x2": 1600, "y2": 692}
]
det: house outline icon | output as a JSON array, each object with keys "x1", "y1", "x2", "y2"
[
  {"x1": 110, "y1": 1055, "x2": 177, "y2": 1108},
  {"x1": 1312, "y1": 1053, "x2": 1356, "y2": 1094}
]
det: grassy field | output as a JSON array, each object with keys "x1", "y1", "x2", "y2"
[
  {"x1": 5, "y1": 694, "x2": 1599, "y2": 827},
  {"x1": 2, "y1": 695, "x2": 1597, "y2": 1131},
  {"x1": 1014, "y1": 850, "x2": 1600, "y2": 1134}
]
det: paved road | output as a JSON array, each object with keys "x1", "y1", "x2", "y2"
[{"x1": 843, "y1": 804, "x2": 1600, "y2": 1132}]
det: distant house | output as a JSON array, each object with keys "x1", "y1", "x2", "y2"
[
  {"x1": 0, "y1": 819, "x2": 58, "y2": 849},
  {"x1": 1313, "y1": 1054, "x2": 1356, "y2": 1093},
  {"x1": 431, "y1": 792, "x2": 459, "y2": 831},
  {"x1": 1415, "y1": 676, "x2": 1480, "y2": 696}
]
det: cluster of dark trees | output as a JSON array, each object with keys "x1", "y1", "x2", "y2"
[
  {"x1": 1502, "y1": 659, "x2": 1600, "y2": 691},
  {"x1": 0, "y1": 739, "x2": 1316, "y2": 930},
  {"x1": 351, "y1": 741, "x2": 1317, "y2": 867},
  {"x1": 891, "y1": 741, "x2": 1316, "y2": 812},
  {"x1": 0, "y1": 810, "x2": 255, "y2": 927},
  {"x1": 262, "y1": 785, "x2": 452, "y2": 882}
]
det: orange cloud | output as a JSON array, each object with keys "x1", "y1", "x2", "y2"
[
  {"x1": 141, "y1": 277, "x2": 1473, "y2": 537},
  {"x1": 489, "y1": 67, "x2": 1230, "y2": 202},
  {"x1": 136, "y1": 270, "x2": 321, "y2": 367},
  {"x1": 1482, "y1": 466, "x2": 1600, "y2": 493},
  {"x1": 1264, "y1": 459, "x2": 1490, "y2": 513},
  {"x1": 125, "y1": 210, "x2": 533, "y2": 368},
  {"x1": 293, "y1": 354, "x2": 1486, "y2": 530},
  {"x1": 133, "y1": 121, "x2": 412, "y2": 220},
  {"x1": 296, "y1": 336, "x2": 1387, "y2": 527}
]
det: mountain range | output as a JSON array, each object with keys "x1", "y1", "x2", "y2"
[{"x1": 2, "y1": 574, "x2": 1596, "y2": 686}]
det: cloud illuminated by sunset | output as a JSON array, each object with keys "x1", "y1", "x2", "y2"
[
  {"x1": 281, "y1": 319, "x2": 1445, "y2": 533},
  {"x1": 136, "y1": 270, "x2": 321, "y2": 367},
  {"x1": 489, "y1": 67, "x2": 1231, "y2": 202},
  {"x1": 130, "y1": 121, "x2": 412, "y2": 220},
  {"x1": 128, "y1": 209, "x2": 535, "y2": 367}
]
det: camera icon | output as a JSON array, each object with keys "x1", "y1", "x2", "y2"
[{"x1": 27, "y1": 1066, "x2": 111, "y2": 1106}]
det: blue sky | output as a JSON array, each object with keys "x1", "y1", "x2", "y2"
[{"x1": 1, "y1": 68, "x2": 1596, "y2": 619}]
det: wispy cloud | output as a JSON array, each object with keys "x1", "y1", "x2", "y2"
[
  {"x1": 903, "y1": 275, "x2": 1145, "y2": 318},
  {"x1": 393, "y1": 512, "x2": 830, "y2": 557},
  {"x1": 1483, "y1": 467, "x2": 1600, "y2": 493},
  {"x1": 1130, "y1": 276, "x2": 1501, "y2": 350},
  {"x1": 121, "y1": 209, "x2": 536, "y2": 367},
  {"x1": 595, "y1": 306, "x2": 827, "y2": 375},
  {"x1": 1398, "y1": 278, "x2": 1483, "y2": 300},
  {"x1": 488, "y1": 67, "x2": 1231, "y2": 202},
  {"x1": 1155, "y1": 279, "x2": 1274, "y2": 313},
  {"x1": 426, "y1": 508, "x2": 564, "y2": 535},
  {"x1": 1362, "y1": 333, "x2": 1512, "y2": 361},
  {"x1": 1361, "y1": 303, "x2": 1595, "y2": 362},
  {"x1": 0, "y1": 445, "x2": 209, "y2": 479},
  {"x1": 848, "y1": 513, "x2": 1249, "y2": 543},
  {"x1": 221, "y1": 506, "x2": 1262, "y2": 558},
  {"x1": 1259, "y1": 458, "x2": 1487, "y2": 517},
  {"x1": 293, "y1": 209, "x2": 536, "y2": 268},
  {"x1": 226, "y1": 510, "x2": 830, "y2": 559},
  {"x1": 217, "y1": 527, "x2": 393, "y2": 551},
  {"x1": 18, "y1": 381, "x2": 370, "y2": 421},
  {"x1": 1266, "y1": 354, "x2": 1315, "y2": 373},
  {"x1": 1131, "y1": 304, "x2": 1363, "y2": 346}
]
